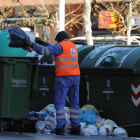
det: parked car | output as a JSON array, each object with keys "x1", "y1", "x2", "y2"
[{"x1": 71, "y1": 36, "x2": 140, "y2": 45}]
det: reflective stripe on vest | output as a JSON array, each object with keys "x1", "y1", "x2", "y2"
[
  {"x1": 55, "y1": 58, "x2": 78, "y2": 61},
  {"x1": 55, "y1": 65, "x2": 79, "y2": 68}
]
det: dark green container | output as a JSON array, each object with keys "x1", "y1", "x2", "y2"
[
  {"x1": 0, "y1": 31, "x2": 29, "y2": 57},
  {"x1": 0, "y1": 57, "x2": 38, "y2": 119},
  {"x1": 80, "y1": 45, "x2": 140, "y2": 137},
  {"x1": 29, "y1": 65, "x2": 55, "y2": 111}
]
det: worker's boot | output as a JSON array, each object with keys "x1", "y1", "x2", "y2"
[
  {"x1": 51, "y1": 125, "x2": 65, "y2": 135},
  {"x1": 71, "y1": 125, "x2": 80, "y2": 135}
]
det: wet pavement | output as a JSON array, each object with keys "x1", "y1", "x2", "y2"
[{"x1": 0, "y1": 132, "x2": 140, "y2": 140}]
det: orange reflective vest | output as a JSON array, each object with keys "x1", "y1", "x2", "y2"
[{"x1": 54, "y1": 40, "x2": 80, "y2": 76}]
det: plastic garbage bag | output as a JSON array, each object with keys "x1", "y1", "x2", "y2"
[
  {"x1": 28, "y1": 111, "x2": 40, "y2": 121},
  {"x1": 80, "y1": 122, "x2": 88, "y2": 130},
  {"x1": 98, "y1": 124, "x2": 113, "y2": 136},
  {"x1": 112, "y1": 127, "x2": 128, "y2": 137},
  {"x1": 45, "y1": 115, "x2": 56, "y2": 130},
  {"x1": 65, "y1": 107, "x2": 70, "y2": 121},
  {"x1": 7, "y1": 27, "x2": 33, "y2": 52},
  {"x1": 28, "y1": 111, "x2": 48, "y2": 122},
  {"x1": 106, "y1": 122, "x2": 113, "y2": 134},
  {"x1": 40, "y1": 104, "x2": 56, "y2": 118},
  {"x1": 39, "y1": 113, "x2": 49, "y2": 121},
  {"x1": 95, "y1": 119, "x2": 105, "y2": 127},
  {"x1": 104, "y1": 119, "x2": 118, "y2": 128},
  {"x1": 81, "y1": 104, "x2": 98, "y2": 114},
  {"x1": 81, "y1": 125, "x2": 98, "y2": 136},
  {"x1": 35, "y1": 120, "x2": 45, "y2": 132},
  {"x1": 80, "y1": 108, "x2": 98, "y2": 124},
  {"x1": 41, "y1": 104, "x2": 55, "y2": 115}
]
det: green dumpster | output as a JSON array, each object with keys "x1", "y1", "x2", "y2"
[
  {"x1": 0, "y1": 31, "x2": 44, "y2": 112},
  {"x1": 30, "y1": 45, "x2": 95, "y2": 111},
  {"x1": 29, "y1": 64, "x2": 55, "y2": 111},
  {"x1": 80, "y1": 45, "x2": 140, "y2": 137},
  {"x1": 0, "y1": 30, "x2": 49, "y2": 62},
  {"x1": 0, "y1": 31, "x2": 29, "y2": 57},
  {"x1": 0, "y1": 57, "x2": 38, "y2": 119}
]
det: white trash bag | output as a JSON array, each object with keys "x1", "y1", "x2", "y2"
[
  {"x1": 95, "y1": 119, "x2": 105, "y2": 127},
  {"x1": 41, "y1": 104, "x2": 55, "y2": 114},
  {"x1": 45, "y1": 115, "x2": 56, "y2": 130},
  {"x1": 112, "y1": 127, "x2": 128, "y2": 137},
  {"x1": 35, "y1": 120, "x2": 45, "y2": 132},
  {"x1": 98, "y1": 124, "x2": 113, "y2": 136},
  {"x1": 104, "y1": 119, "x2": 118, "y2": 128},
  {"x1": 80, "y1": 125, "x2": 98, "y2": 136},
  {"x1": 80, "y1": 122, "x2": 87, "y2": 130},
  {"x1": 64, "y1": 107, "x2": 70, "y2": 120}
]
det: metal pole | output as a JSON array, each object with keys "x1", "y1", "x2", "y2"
[{"x1": 59, "y1": 0, "x2": 65, "y2": 31}]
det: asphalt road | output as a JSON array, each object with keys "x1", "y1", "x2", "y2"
[{"x1": 0, "y1": 132, "x2": 140, "y2": 140}]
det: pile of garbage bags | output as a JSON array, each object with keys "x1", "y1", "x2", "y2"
[{"x1": 28, "y1": 104, "x2": 128, "y2": 137}]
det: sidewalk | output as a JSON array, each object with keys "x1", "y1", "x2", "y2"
[{"x1": 0, "y1": 132, "x2": 139, "y2": 140}]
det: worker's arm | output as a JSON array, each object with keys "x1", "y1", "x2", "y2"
[
  {"x1": 25, "y1": 39, "x2": 62, "y2": 56},
  {"x1": 35, "y1": 37, "x2": 51, "y2": 46}
]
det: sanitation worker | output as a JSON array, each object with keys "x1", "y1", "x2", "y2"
[{"x1": 24, "y1": 31, "x2": 81, "y2": 135}]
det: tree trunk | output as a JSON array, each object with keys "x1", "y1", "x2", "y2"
[
  {"x1": 84, "y1": 0, "x2": 93, "y2": 45},
  {"x1": 127, "y1": 0, "x2": 133, "y2": 45}
]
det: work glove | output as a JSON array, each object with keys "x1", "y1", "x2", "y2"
[
  {"x1": 35, "y1": 37, "x2": 47, "y2": 46},
  {"x1": 22, "y1": 39, "x2": 34, "y2": 52}
]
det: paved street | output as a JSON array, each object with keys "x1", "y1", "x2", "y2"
[{"x1": 0, "y1": 132, "x2": 140, "y2": 140}]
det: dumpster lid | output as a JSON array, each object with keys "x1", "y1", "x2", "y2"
[
  {"x1": 94, "y1": 46, "x2": 137, "y2": 67},
  {"x1": 80, "y1": 45, "x2": 140, "y2": 72}
]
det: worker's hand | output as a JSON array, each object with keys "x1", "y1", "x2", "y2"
[
  {"x1": 35, "y1": 37, "x2": 42, "y2": 44},
  {"x1": 22, "y1": 46, "x2": 33, "y2": 53},
  {"x1": 25, "y1": 39, "x2": 35, "y2": 48},
  {"x1": 35, "y1": 37, "x2": 47, "y2": 46},
  {"x1": 21, "y1": 39, "x2": 34, "y2": 52}
]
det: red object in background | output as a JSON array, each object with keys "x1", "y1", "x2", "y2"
[{"x1": 98, "y1": 11, "x2": 118, "y2": 29}]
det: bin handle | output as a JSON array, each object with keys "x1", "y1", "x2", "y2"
[
  {"x1": 100, "y1": 56, "x2": 116, "y2": 67},
  {"x1": 7, "y1": 58, "x2": 16, "y2": 64},
  {"x1": 0, "y1": 58, "x2": 38, "y2": 65},
  {"x1": 28, "y1": 60, "x2": 38, "y2": 66},
  {"x1": 0, "y1": 58, "x2": 15, "y2": 64}
]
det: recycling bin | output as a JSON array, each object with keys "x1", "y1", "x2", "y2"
[
  {"x1": 80, "y1": 45, "x2": 140, "y2": 137},
  {"x1": 29, "y1": 45, "x2": 95, "y2": 111},
  {"x1": 0, "y1": 57, "x2": 38, "y2": 119},
  {"x1": 0, "y1": 30, "x2": 32, "y2": 57},
  {"x1": 77, "y1": 45, "x2": 96, "y2": 107},
  {"x1": 29, "y1": 64, "x2": 55, "y2": 111}
]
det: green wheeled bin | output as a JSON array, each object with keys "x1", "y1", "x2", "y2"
[
  {"x1": 80, "y1": 45, "x2": 140, "y2": 137},
  {"x1": 0, "y1": 30, "x2": 47, "y2": 113},
  {"x1": 0, "y1": 31, "x2": 31, "y2": 57},
  {"x1": 29, "y1": 44, "x2": 95, "y2": 111},
  {"x1": 0, "y1": 57, "x2": 38, "y2": 132}
]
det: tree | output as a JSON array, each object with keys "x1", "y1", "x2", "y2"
[
  {"x1": 95, "y1": 0, "x2": 140, "y2": 45},
  {"x1": 1, "y1": 1, "x2": 84, "y2": 40},
  {"x1": 0, "y1": 7, "x2": 14, "y2": 29},
  {"x1": 84, "y1": 0, "x2": 93, "y2": 45}
]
